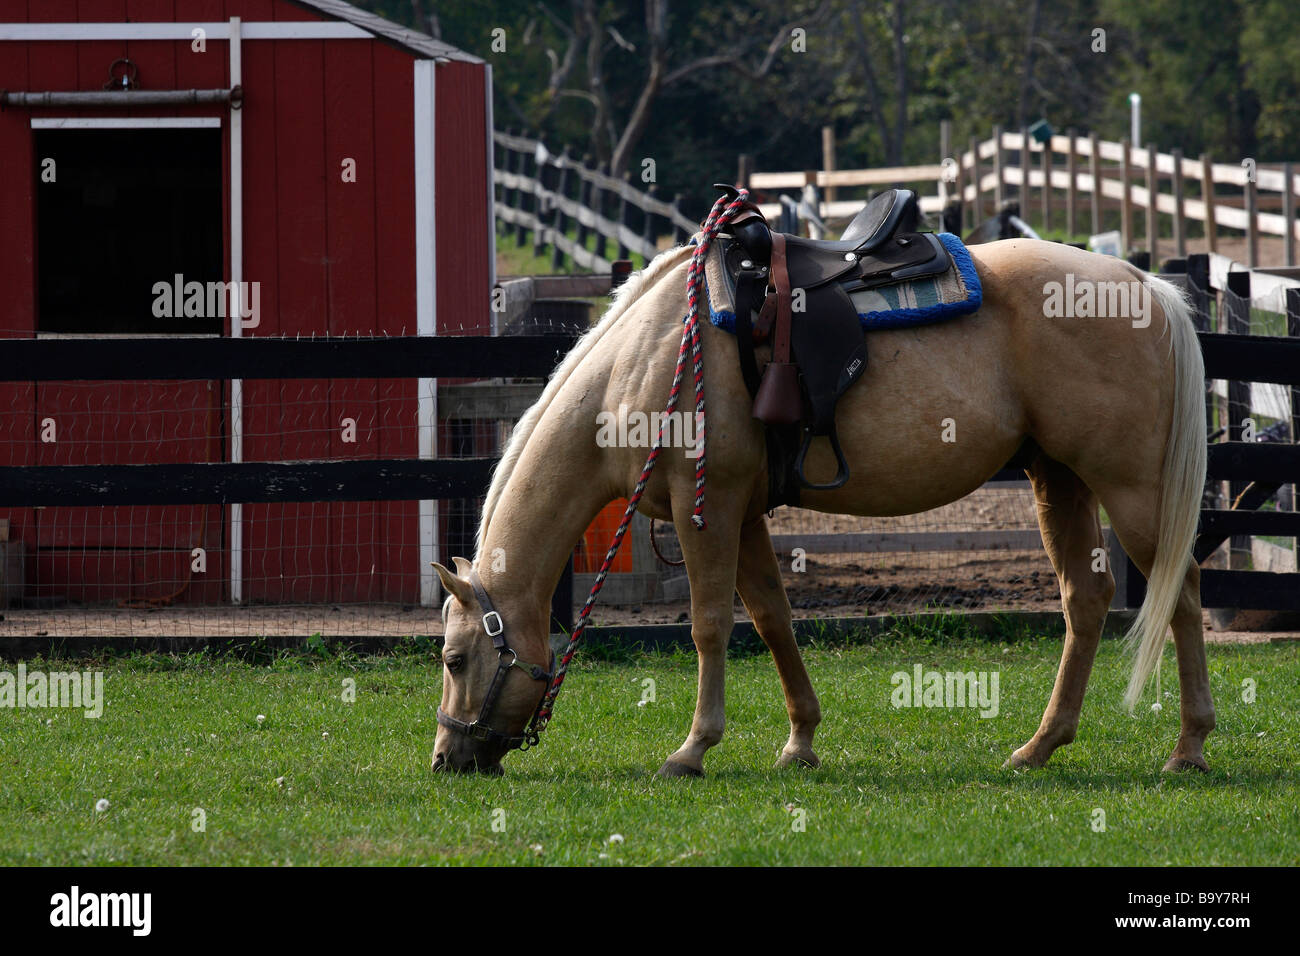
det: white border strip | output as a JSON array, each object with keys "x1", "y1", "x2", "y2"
[
  {"x1": 228, "y1": 18, "x2": 245, "y2": 606},
  {"x1": 31, "y1": 117, "x2": 221, "y2": 129},
  {"x1": 0, "y1": 22, "x2": 368, "y2": 41},
  {"x1": 415, "y1": 60, "x2": 439, "y2": 606},
  {"x1": 484, "y1": 63, "x2": 496, "y2": 322}
]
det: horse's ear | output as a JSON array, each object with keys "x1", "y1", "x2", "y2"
[{"x1": 432, "y1": 561, "x2": 473, "y2": 605}]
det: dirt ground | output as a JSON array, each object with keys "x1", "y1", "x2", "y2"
[{"x1": 5, "y1": 484, "x2": 1293, "y2": 644}]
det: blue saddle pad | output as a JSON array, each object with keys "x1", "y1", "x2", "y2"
[{"x1": 705, "y1": 232, "x2": 981, "y2": 334}]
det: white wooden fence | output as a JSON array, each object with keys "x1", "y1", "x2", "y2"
[{"x1": 748, "y1": 126, "x2": 1300, "y2": 267}]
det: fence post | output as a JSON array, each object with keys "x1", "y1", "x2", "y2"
[
  {"x1": 1146, "y1": 141, "x2": 1158, "y2": 264},
  {"x1": 550, "y1": 147, "x2": 572, "y2": 271},
  {"x1": 822, "y1": 126, "x2": 837, "y2": 204},
  {"x1": 1120, "y1": 137, "x2": 1132, "y2": 254},
  {"x1": 574, "y1": 154, "x2": 593, "y2": 257},
  {"x1": 1288, "y1": 289, "x2": 1300, "y2": 534},
  {"x1": 642, "y1": 184, "x2": 659, "y2": 259},
  {"x1": 968, "y1": 134, "x2": 981, "y2": 224},
  {"x1": 672, "y1": 193, "x2": 689, "y2": 245},
  {"x1": 617, "y1": 172, "x2": 632, "y2": 259},
  {"x1": 1245, "y1": 173, "x2": 1258, "y2": 269},
  {"x1": 737, "y1": 153, "x2": 751, "y2": 190},
  {"x1": 532, "y1": 143, "x2": 550, "y2": 259},
  {"x1": 1288, "y1": 288, "x2": 1300, "y2": 544},
  {"x1": 550, "y1": 556, "x2": 573, "y2": 635},
  {"x1": 992, "y1": 124, "x2": 1004, "y2": 210},
  {"x1": 1188, "y1": 253, "x2": 1216, "y2": 437},
  {"x1": 1225, "y1": 270, "x2": 1253, "y2": 569},
  {"x1": 1284, "y1": 162, "x2": 1295, "y2": 267},
  {"x1": 593, "y1": 163, "x2": 608, "y2": 261},
  {"x1": 938, "y1": 119, "x2": 951, "y2": 209},
  {"x1": 952, "y1": 147, "x2": 965, "y2": 235},
  {"x1": 509, "y1": 133, "x2": 525, "y2": 247},
  {"x1": 1065, "y1": 128, "x2": 1077, "y2": 238},
  {"x1": 1019, "y1": 125, "x2": 1030, "y2": 207},
  {"x1": 1172, "y1": 147, "x2": 1186, "y2": 257},
  {"x1": 1088, "y1": 131, "x2": 1101, "y2": 235},
  {"x1": 1041, "y1": 136, "x2": 1051, "y2": 234},
  {"x1": 1201, "y1": 152, "x2": 1216, "y2": 255},
  {"x1": 497, "y1": 129, "x2": 512, "y2": 239}
]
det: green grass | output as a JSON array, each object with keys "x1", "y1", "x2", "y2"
[
  {"x1": 1, "y1": 632, "x2": 1296, "y2": 865},
  {"x1": 496, "y1": 225, "x2": 650, "y2": 278}
]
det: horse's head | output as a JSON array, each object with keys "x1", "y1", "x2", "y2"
[{"x1": 430, "y1": 557, "x2": 553, "y2": 776}]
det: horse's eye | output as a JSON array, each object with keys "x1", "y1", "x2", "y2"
[{"x1": 444, "y1": 654, "x2": 464, "y2": 673}]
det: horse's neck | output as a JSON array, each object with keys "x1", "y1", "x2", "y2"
[
  {"x1": 477, "y1": 377, "x2": 615, "y2": 625},
  {"x1": 476, "y1": 253, "x2": 687, "y2": 629}
]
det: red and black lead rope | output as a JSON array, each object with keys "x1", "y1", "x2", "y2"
[{"x1": 527, "y1": 188, "x2": 751, "y2": 739}]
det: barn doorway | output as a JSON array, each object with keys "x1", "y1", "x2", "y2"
[
  {"x1": 30, "y1": 121, "x2": 226, "y2": 606},
  {"x1": 34, "y1": 124, "x2": 223, "y2": 335}
]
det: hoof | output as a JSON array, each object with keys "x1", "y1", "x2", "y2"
[
  {"x1": 656, "y1": 759, "x2": 704, "y2": 779},
  {"x1": 1003, "y1": 746, "x2": 1050, "y2": 770},
  {"x1": 775, "y1": 749, "x2": 821, "y2": 770},
  {"x1": 1162, "y1": 754, "x2": 1210, "y2": 773}
]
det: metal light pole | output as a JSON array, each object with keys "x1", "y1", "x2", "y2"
[{"x1": 1129, "y1": 92, "x2": 1141, "y2": 148}]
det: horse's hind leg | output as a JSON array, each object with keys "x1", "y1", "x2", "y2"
[
  {"x1": 1006, "y1": 456, "x2": 1114, "y2": 768},
  {"x1": 1100, "y1": 489, "x2": 1214, "y2": 771},
  {"x1": 735, "y1": 516, "x2": 822, "y2": 768}
]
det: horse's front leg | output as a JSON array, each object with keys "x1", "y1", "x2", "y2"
[{"x1": 657, "y1": 498, "x2": 744, "y2": 779}]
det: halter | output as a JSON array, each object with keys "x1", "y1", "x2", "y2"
[{"x1": 435, "y1": 568, "x2": 554, "y2": 752}]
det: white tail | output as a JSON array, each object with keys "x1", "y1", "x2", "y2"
[{"x1": 1122, "y1": 275, "x2": 1207, "y2": 711}]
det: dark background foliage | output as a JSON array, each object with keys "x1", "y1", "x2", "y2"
[{"x1": 358, "y1": 0, "x2": 1300, "y2": 214}]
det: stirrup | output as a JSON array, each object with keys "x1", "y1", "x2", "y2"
[{"x1": 794, "y1": 426, "x2": 850, "y2": 491}]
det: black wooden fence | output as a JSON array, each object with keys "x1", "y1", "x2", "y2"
[
  {"x1": 1, "y1": 269, "x2": 1297, "y2": 624},
  {"x1": 1115, "y1": 252, "x2": 1300, "y2": 614}
]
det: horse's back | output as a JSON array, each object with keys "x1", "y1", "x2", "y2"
[{"x1": 800, "y1": 239, "x2": 1176, "y2": 516}]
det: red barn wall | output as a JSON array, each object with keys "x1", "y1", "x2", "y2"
[{"x1": 0, "y1": 1, "x2": 492, "y2": 606}]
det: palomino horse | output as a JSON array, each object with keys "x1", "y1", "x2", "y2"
[{"x1": 431, "y1": 238, "x2": 1213, "y2": 777}]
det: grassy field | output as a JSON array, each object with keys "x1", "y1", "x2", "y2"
[{"x1": 1, "y1": 629, "x2": 1296, "y2": 866}]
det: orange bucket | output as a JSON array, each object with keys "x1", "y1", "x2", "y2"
[{"x1": 574, "y1": 499, "x2": 635, "y2": 573}]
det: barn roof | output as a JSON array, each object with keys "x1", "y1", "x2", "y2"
[{"x1": 290, "y1": 0, "x2": 483, "y2": 64}]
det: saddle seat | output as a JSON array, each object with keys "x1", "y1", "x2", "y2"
[
  {"x1": 710, "y1": 185, "x2": 954, "y2": 502},
  {"x1": 795, "y1": 186, "x2": 920, "y2": 252}
]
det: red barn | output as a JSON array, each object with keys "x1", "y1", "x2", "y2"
[{"x1": 0, "y1": 0, "x2": 494, "y2": 609}]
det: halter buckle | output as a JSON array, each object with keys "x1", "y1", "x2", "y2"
[{"x1": 482, "y1": 610, "x2": 504, "y2": 637}]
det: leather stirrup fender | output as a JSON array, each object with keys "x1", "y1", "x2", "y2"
[{"x1": 752, "y1": 233, "x2": 802, "y2": 426}]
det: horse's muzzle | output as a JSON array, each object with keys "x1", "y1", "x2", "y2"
[{"x1": 431, "y1": 750, "x2": 504, "y2": 776}]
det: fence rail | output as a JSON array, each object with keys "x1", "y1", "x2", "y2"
[
  {"x1": 493, "y1": 131, "x2": 696, "y2": 271},
  {"x1": 747, "y1": 124, "x2": 1300, "y2": 267}
]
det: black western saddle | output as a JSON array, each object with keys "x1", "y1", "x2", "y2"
[{"x1": 713, "y1": 185, "x2": 952, "y2": 506}]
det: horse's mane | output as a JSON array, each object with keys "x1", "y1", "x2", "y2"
[{"x1": 474, "y1": 244, "x2": 692, "y2": 558}]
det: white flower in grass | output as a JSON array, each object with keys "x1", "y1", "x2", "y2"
[
  {"x1": 275, "y1": 776, "x2": 286, "y2": 788},
  {"x1": 256, "y1": 714, "x2": 266, "y2": 724},
  {"x1": 607, "y1": 833, "x2": 624, "y2": 844},
  {"x1": 95, "y1": 798, "x2": 110, "y2": 813},
  {"x1": 1150, "y1": 702, "x2": 1162, "y2": 713},
  {"x1": 322, "y1": 732, "x2": 329, "y2": 738}
]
